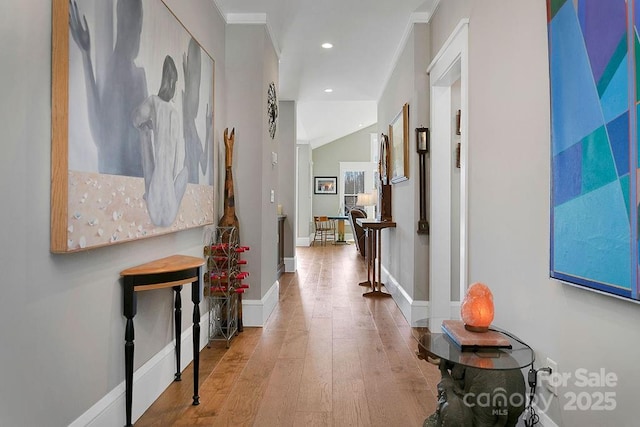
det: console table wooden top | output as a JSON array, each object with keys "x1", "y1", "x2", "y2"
[{"x1": 121, "y1": 254, "x2": 204, "y2": 277}]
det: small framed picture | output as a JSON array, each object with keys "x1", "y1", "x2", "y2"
[{"x1": 314, "y1": 176, "x2": 337, "y2": 194}]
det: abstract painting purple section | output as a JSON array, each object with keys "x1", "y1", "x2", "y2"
[{"x1": 577, "y1": 0, "x2": 626, "y2": 84}]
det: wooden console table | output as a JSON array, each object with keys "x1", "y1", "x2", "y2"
[
  {"x1": 277, "y1": 215, "x2": 286, "y2": 277},
  {"x1": 356, "y1": 219, "x2": 396, "y2": 297},
  {"x1": 120, "y1": 255, "x2": 205, "y2": 427}
]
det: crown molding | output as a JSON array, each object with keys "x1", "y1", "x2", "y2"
[
  {"x1": 224, "y1": 13, "x2": 281, "y2": 58},
  {"x1": 377, "y1": 1, "x2": 441, "y2": 101},
  {"x1": 226, "y1": 12, "x2": 267, "y2": 24}
]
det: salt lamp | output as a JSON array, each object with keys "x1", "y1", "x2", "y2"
[{"x1": 460, "y1": 282, "x2": 494, "y2": 332}]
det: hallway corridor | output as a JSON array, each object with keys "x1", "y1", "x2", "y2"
[{"x1": 137, "y1": 244, "x2": 439, "y2": 426}]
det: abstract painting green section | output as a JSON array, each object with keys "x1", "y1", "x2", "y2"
[
  {"x1": 548, "y1": 0, "x2": 568, "y2": 21},
  {"x1": 581, "y1": 126, "x2": 618, "y2": 194}
]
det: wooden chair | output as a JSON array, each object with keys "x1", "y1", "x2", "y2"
[
  {"x1": 348, "y1": 208, "x2": 367, "y2": 257},
  {"x1": 313, "y1": 216, "x2": 336, "y2": 246}
]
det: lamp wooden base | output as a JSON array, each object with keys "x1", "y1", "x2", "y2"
[{"x1": 378, "y1": 184, "x2": 392, "y2": 221}]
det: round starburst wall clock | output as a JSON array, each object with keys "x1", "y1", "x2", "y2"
[{"x1": 267, "y1": 81, "x2": 278, "y2": 139}]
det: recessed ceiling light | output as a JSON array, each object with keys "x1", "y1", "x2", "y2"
[
  {"x1": 324, "y1": 88, "x2": 333, "y2": 93},
  {"x1": 321, "y1": 42, "x2": 333, "y2": 49}
]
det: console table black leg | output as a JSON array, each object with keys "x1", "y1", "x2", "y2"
[
  {"x1": 192, "y1": 280, "x2": 201, "y2": 405},
  {"x1": 124, "y1": 317, "x2": 134, "y2": 427},
  {"x1": 173, "y1": 285, "x2": 183, "y2": 381}
]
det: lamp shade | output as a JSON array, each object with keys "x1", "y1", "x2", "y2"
[
  {"x1": 356, "y1": 192, "x2": 377, "y2": 206},
  {"x1": 460, "y1": 282, "x2": 494, "y2": 333}
]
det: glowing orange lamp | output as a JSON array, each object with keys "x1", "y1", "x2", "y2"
[{"x1": 460, "y1": 282, "x2": 494, "y2": 333}]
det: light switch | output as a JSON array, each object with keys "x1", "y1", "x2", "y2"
[{"x1": 270, "y1": 189, "x2": 275, "y2": 203}]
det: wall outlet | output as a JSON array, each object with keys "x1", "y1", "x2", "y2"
[{"x1": 543, "y1": 357, "x2": 559, "y2": 396}]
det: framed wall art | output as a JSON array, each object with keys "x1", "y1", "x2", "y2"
[
  {"x1": 52, "y1": 0, "x2": 215, "y2": 252},
  {"x1": 389, "y1": 103, "x2": 409, "y2": 183},
  {"x1": 547, "y1": 0, "x2": 640, "y2": 302},
  {"x1": 314, "y1": 177, "x2": 337, "y2": 194}
]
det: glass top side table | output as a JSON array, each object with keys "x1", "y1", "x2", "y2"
[
  {"x1": 413, "y1": 319, "x2": 534, "y2": 427},
  {"x1": 412, "y1": 319, "x2": 534, "y2": 371}
]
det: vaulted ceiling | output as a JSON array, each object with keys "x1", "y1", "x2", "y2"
[{"x1": 214, "y1": 0, "x2": 439, "y2": 147}]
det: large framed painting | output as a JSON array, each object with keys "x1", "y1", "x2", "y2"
[
  {"x1": 547, "y1": 0, "x2": 640, "y2": 302},
  {"x1": 389, "y1": 103, "x2": 409, "y2": 184},
  {"x1": 52, "y1": 0, "x2": 215, "y2": 252}
]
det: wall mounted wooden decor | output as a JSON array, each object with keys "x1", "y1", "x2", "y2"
[
  {"x1": 52, "y1": 0, "x2": 215, "y2": 252},
  {"x1": 378, "y1": 133, "x2": 392, "y2": 221},
  {"x1": 416, "y1": 127, "x2": 429, "y2": 234}
]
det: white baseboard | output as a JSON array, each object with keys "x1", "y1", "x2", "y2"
[
  {"x1": 450, "y1": 301, "x2": 461, "y2": 319},
  {"x1": 70, "y1": 311, "x2": 209, "y2": 427},
  {"x1": 241, "y1": 280, "x2": 279, "y2": 326},
  {"x1": 381, "y1": 266, "x2": 465, "y2": 328},
  {"x1": 296, "y1": 236, "x2": 311, "y2": 247},
  {"x1": 381, "y1": 266, "x2": 428, "y2": 326},
  {"x1": 284, "y1": 256, "x2": 296, "y2": 272}
]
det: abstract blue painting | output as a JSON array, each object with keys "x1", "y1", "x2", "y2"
[{"x1": 547, "y1": 0, "x2": 640, "y2": 301}]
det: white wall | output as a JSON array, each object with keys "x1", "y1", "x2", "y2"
[
  {"x1": 0, "y1": 0, "x2": 225, "y2": 425},
  {"x1": 430, "y1": 1, "x2": 640, "y2": 425}
]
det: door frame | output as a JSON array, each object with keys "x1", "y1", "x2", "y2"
[{"x1": 427, "y1": 19, "x2": 469, "y2": 329}]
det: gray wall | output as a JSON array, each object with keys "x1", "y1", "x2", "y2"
[
  {"x1": 431, "y1": 1, "x2": 640, "y2": 425},
  {"x1": 278, "y1": 100, "x2": 296, "y2": 260},
  {"x1": 0, "y1": 0, "x2": 225, "y2": 425},
  {"x1": 312, "y1": 124, "x2": 376, "y2": 217},
  {"x1": 296, "y1": 143, "x2": 312, "y2": 243},
  {"x1": 378, "y1": 23, "x2": 430, "y2": 301},
  {"x1": 226, "y1": 24, "x2": 280, "y2": 301}
]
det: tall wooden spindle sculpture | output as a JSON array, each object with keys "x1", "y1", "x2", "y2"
[
  {"x1": 219, "y1": 128, "x2": 239, "y2": 235},
  {"x1": 218, "y1": 128, "x2": 245, "y2": 331}
]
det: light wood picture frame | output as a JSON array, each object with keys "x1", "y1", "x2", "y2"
[
  {"x1": 52, "y1": 0, "x2": 215, "y2": 252},
  {"x1": 389, "y1": 103, "x2": 409, "y2": 183}
]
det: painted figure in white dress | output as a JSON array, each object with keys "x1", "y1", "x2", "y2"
[{"x1": 133, "y1": 55, "x2": 188, "y2": 227}]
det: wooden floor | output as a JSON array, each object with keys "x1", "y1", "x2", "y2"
[{"x1": 136, "y1": 244, "x2": 439, "y2": 426}]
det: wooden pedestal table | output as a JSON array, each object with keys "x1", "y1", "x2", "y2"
[
  {"x1": 356, "y1": 218, "x2": 396, "y2": 297},
  {"x1": 120, "y1": 255, "x2": 205, "y2": 427}
]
